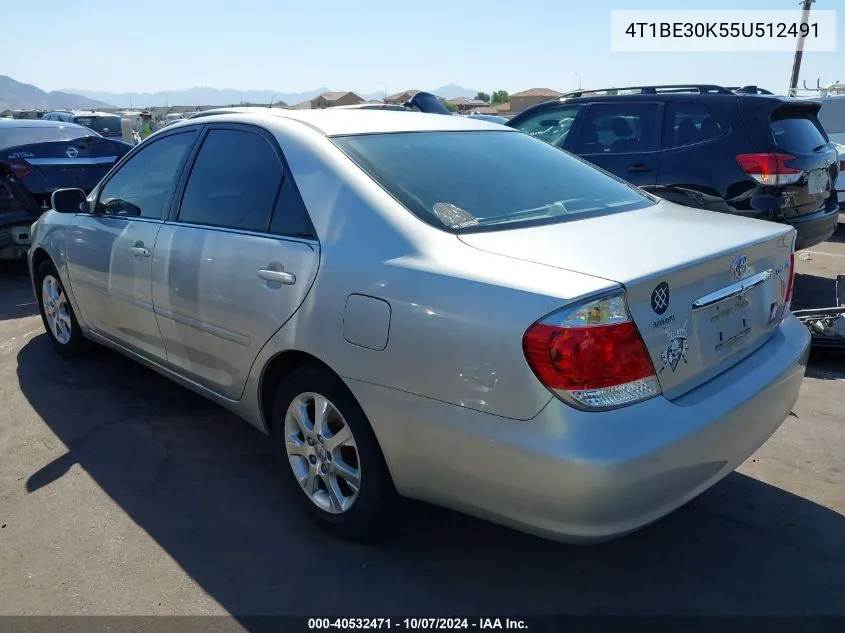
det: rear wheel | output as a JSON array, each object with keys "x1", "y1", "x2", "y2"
[
  {"x1": 271, "y1": 366, "x2": 398, "y2": 540},
  {"x1": 36, "y1": 260, "x2": 89, "y2": 356}
]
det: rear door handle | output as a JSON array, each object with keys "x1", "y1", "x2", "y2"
[
  {"x1": 128, "y1": 246, "x2": 150, "y2": 257},
  {"x1": 257, "y1": 268, "x2": 296, "y2": 285},
  {"x1": 628, "y1": 163, "x2": 652, "y2": 173}
]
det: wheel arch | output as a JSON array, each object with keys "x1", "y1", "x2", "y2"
[{"x1": 258, "y1": 349, "x2": 341, "y2": 433}]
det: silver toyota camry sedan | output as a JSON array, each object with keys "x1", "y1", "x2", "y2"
[{"x1": 28, "y1": 110, "x2": 810, "y2": 542}]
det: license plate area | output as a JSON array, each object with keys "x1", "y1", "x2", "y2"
[
  {"x1": 807, "y1": 168, "x2": 830, "y2": 195},
  {"x1": 692, "y1": 279, "x2": 777, "y2": 366}
]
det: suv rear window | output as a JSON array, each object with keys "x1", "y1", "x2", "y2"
[
  {"x1": 769, "y1": 109, "x2": 828, "y2": 153},
  {"x1": 332, "y1": 130, "x2": 654, "y2": 233},
  {"x1": 73, "y1": 116, "x2": 122, "y2": 135}
]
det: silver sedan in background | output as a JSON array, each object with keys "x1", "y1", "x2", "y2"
[{"x1": 29, "y1": 110, "x2": 809, "y2": 542}]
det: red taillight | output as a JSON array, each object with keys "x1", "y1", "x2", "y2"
[
  {"x1": 1, "y1": 160, "x2": 32, "y2": 179},
  {"x1": 784, "y1": 252, "x2": 795, "y2": 305},
  {"x1": 736, "y1": 153, "x2": 802, "y2": 186},
  {"x1": 522, "y1": 292, "x2": 659, "y2": 410}
]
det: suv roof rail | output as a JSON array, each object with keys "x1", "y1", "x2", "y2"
[
  {"x1": 728, "y1": 85, "x2": 776, "y2": 95},
  {"x1": 562, "y1": 84, "x2": 735, "y2": 98}
]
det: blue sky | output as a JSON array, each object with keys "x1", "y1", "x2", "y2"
[{"x1": 5, "y1": 0, "x2": 842, "y2": 96}]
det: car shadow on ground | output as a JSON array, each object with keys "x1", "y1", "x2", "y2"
[
  {"x1": 0, "y1": 261, "x2": 38, "y2": 321},
  {"x1": 15, "y1": 334, "x2": 845, "y2": 621}
]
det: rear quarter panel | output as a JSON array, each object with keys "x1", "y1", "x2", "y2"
[{"x1": 241, "y1": 119, "x2": 617, "y2": 425}]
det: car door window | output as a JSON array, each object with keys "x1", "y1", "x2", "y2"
[
  {"x1": 96, "y1": 132, "x2": 195, "y2": 218},
  {"x1": 665, "y1": 103, "x2": 730, "y2": 148},
  {"x1": 178, "y1": 129, "x2": 282, "y2": 232},
  {"x1": 269, "y1": 175, "x2": 316, "y2": 238},
  {"x1": 512, "y1": 106, "x2": 581, "y2": 146},
  {"x1": 574, "y1": 103, "x2": 661, "y2": 154}
]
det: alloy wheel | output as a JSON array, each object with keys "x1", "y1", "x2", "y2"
[
  {"x1": 42, "y1": 274, "x2": 72, "y2": 345},
  {"x1": 284, "y1": 392, "x2": 362, "y2": 514}
]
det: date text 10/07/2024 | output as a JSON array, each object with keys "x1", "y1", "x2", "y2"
[{"x1": 307, "y1": 618, "x2": 528, "y2": 630}]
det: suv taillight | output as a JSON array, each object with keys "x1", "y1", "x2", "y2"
[
  {"x1": 736, "y1": 153, "x2": 802, "y2": 186},
  {"x1": 1, "y1": 160, "x2": 32, "y2": 179},
  {"x1": 522, "y1": 292, "x2": 660, "y2": 410}
]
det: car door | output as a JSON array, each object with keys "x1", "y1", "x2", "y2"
[
  {"x1": 151, "y1": 124, "x2": 320, "y2": 400},
  {"x1": 65, "y1": 130, "x2": 198, "y2": 360},
  {"x1": 570, "y1": 101, "x2": 663, "y2": 187}
]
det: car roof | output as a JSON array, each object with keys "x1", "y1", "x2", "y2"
[
  {"x1": 0, "y1": 119, "x2": 89, "y2": 129},
  {"x1": 182, "y1": 109, "x2": 514, "y2": 136}
]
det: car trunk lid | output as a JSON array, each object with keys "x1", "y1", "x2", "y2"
[
  {"x1": 458, "y1": 201, "x2": 795, "y2": 399},
  {"x1": 5, "y1": 136, "x2": 122, "y2": 192}
]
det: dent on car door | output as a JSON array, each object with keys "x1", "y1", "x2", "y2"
[
  {"x1": 65, "y1": 131, "x2": 197, "y2": 359},
  {"x1": 151, "y1": 126, "x2": 319, "y2": 400},
  {"x1": 571, "y1": 102, "x2": 663, "y2": 187}
]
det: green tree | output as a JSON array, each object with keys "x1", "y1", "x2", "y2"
[
  {"x1": 491, "y1": 90, "x2": 509, "y2": 105},
  {"x1": 474, "y1": 91, "x2": 491, "y2": 103},
  {"x1": 443, "y1": 100, "x2": 458, "y2": 112}
]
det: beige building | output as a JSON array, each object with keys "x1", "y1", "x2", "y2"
[
  {"x1": 446, "y1": 97, "x2": 489, "y2": 112},
  {"x1": 384, "y1": 90, "x2": 420, "y2": 105},
  {"x1": 293, "y1": 91, "x2": 365, "y2": 110},
  {"x1": 508, "y1": 88, "x2": 564, "y2": 114}
]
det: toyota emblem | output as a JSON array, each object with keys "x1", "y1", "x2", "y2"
[
  {"x1": 731, "y1": 255, "x2": 748, "y2": 279},
  {"x1": 65, "y1": 146, "x2": 79, "y2": 158}
]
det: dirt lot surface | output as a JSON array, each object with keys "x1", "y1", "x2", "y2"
[{"x1": 0, "y1": 220, "x2": 843, "y2": 623}]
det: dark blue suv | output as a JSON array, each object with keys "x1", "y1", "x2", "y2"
[{"x1": 507, "y1": 84, "x2": 840, "y2": 250}]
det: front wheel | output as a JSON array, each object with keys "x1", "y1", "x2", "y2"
[
  {"x1": 35, "y1": 260, "x2": 90, "y2": 356},
  {"x1": 271, "y1": 366, "x2": 399, "y2": 540}
]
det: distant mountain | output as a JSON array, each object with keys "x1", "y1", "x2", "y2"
[
  {"x1": 0, "y1": 75, "x2": 112, "y2": 111},
  {"x1": 429, "y1": 84, "x2": 479, "y2": 100},
  {"x1": 62, "y1": 84, "x2": 481, "y2": 107}
]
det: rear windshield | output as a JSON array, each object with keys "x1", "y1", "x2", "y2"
[
  {"x1": 73, "y1": 115, "x2": 122, "y2": 135},
  {"x1": 770, "y1": 110, "x2": 829, "y2": 152},
  {"x1": 332, "y1": 131, "x2": 654, "y2": 233},
  {"x1": 0, "y1": 124, "x2": 92, "y2": 151}
]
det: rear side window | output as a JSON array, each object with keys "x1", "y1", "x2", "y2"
[
  {"x1": 178, "y1": 129, "x2": 282, "y2": 232},
  {"x1": 512, "y1": 105, "x2": 582, "y2": 146},
  {"x1": 73, "y1": 116, "x2": 122, "y2": 135},
  {"x1": 665, "y1": 103, "x2": 729, "y2": 148},
  {"x1": 770, "y1": 111, "x2": 829, "y2": 153},
  {"x1": 573, "y1": 103, "x2": 661, "y2": 154},
  {"x1": 269, "y1": 177, "x2": 315, "y2": 238}
]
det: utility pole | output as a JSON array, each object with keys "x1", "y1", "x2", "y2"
[{"x1": 788, "y1": 0, "x2": 815, "y2": 96}]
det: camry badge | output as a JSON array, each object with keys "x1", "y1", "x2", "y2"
[{"x1": 731, "y1": 255, "x2": 748, "y2": 280}]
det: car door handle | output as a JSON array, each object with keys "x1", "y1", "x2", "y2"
[
  {"x1": 128, "y1": 246, "x2": 150, "y2": 257},
  {"x1": 628, "y1": 163, "x2": 652, "y2": 173},
  {"x1": 257, "y1": 268, "x2": 296, "y2": 285}
]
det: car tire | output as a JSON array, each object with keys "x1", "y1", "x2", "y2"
[
  {"x1": 271, "y1": 365, "x2": 399, "y2": 541},
  {"x1": 35, "y1": 260, "x2": 90, "y2": 357}
]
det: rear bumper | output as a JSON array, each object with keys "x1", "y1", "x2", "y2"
[
  {"x1": 349, "y1": 315, "x2": 810, "y2": 542},
  {"x1": 788, "y1": 202, "x2": 840, "y2": 250}
]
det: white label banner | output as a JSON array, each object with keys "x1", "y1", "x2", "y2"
[{"x1": 610, "y1": 10, "x2": 837, "y2": 52}]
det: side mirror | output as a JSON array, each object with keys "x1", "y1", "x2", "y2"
[{"x1": 51, "y1": 188, "x2": 88, "y2": 214}]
